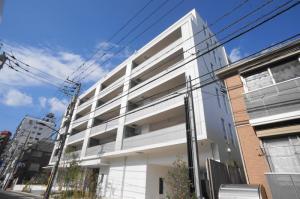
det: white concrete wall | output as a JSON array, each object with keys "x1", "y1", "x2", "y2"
[{"x1": 145, "y1": 165, "x2": 170, "y2": 199}]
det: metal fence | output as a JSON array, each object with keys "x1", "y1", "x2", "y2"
[{"x1": 265, "y1": 173, "x2": 300, "y2": 199}]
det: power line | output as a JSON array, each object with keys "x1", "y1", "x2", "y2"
[
  {"x1": 66, "y1": 33, "x2": 300, "y2": 128},
  {"x1": 69, "y1": 0, "x2": 155, "y2": 78},
  {"x1": 69, "y1": 0, "x2": 297, "y2": 113},
  {"x1": 75, "y1": 0, "x2": 273, "y2": 94},
  {"x1": 72, "y1": 0, "x2": 185, "y2": 81}
]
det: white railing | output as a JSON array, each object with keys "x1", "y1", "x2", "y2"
[
  {"x1": 122, "y1": 123, "x2": 186, "y2": 149},
  {"x1": 94, "y1": 95, "x2": 122, "y2": 118},
  {"x1": 90, "y1": 118, "x2": 119, "y2": 136},
  {"x1": 72, "y1": 114, "x2": 90, "y2": 128},
  {"x1": 131, "y1": 38, "x2": 183, "y2": 78},
  {"x1": 76, "y1": 99, "x2": 93, "y2": 113},
  {"x1": 100, "y1": 77, "x2": 125, "y2": 99},
  {"x1": 125, "y1": 94, "x2": 184, "y2": 124},
  {"x1": 85, "y1": 142, "x2": 116, "y2": 156},
  {"x1": 67, "y1": 130, "x2": 86, "y2": 144},
  {"x1": 128, "y1": 62, "x2": 185, "y2": 100}
]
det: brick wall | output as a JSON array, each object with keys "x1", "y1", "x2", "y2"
[{"x1": 225, "y1": 75, "x2": 272, "y2": 199}]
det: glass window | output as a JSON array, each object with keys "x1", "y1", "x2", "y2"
[
  {"x1": 244, "y1": 70, "x2": 273, "y2": 91},
  {"x1": 270, "y1": 59, "x2": 300, "y2": 83},
  {"x1": 215, "y1": 88, "x2": 221, "y2": 108},
  {"x1": 228, "y1": 123, "x2": 235, "y2": 146},
  {"x1": 221, "y1": 118, "x2": 227, "y2": 140}
]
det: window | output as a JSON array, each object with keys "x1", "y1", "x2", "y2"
[
  {"x1": 222, "y1": 94, "x2": 228, "y2": 113},
  {"x1": 228, "y1": 123, "x2": 235, "y2": 146},
  {"x1": 243, "y1": 57, "x2": 300, "y2": 91},
  {"x1": 33, "y1": 126, "x2": 37, "y2": 129},
  {"x1": 221, "y1": 118, "x2": 227, "y2": 140},
  {"x1": 37, "y1": 133, "x2": 41, "y2": 135},
  {"x1": 203, "y1": 25, "x2": 206, "y2": 36},
  {"x1": 244, "y1": 69, "x2": 273, "y2": 91},
  {"x1": 263, "y1": 136, "x2": 300, "y2": 172},
  {"x1": 39, "y1": 127, "x2": 43, "y2": 130},
  {"x1": 35, "y1": 138, "x2": 39, "y2": 141},
  {"x1": 159, "y1": 177, "x2": 164, "y2": 194},
  {"x1": 270, "y1": 59, "x2": 300, "y2": 83},
  {"x1": 29, "y1": 137, "x2": 33, "y2": 139},
  {"x1": 215, "y1": 88, "x2": 221, "y2": 108},
  {"x1": 212, "y1": 50, "x2": 217, "y2": 63}
]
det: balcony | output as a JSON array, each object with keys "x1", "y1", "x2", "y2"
[
  {"x1": 63, "y1": 150, "x2": 82, "y2": 161},
  {"x1": 90, "y1": 118, "x2": 119, "y2": 137},
  {"x1": 85, "y1": 141, "x2": 116, "y2": 157},
  {"x1": 123, "y1": 123, "x2": 186, "y2": 150},
  {"x1": 94, "y1": 96, "x2": 122, "y2": 118},
  {"x1": 72, "y1": 114, "x2": 90, "y2": 129},
  {"x1": 100, "y1": 77, "x2": 125, "y2": 99},
  {"x1": 128, "y1": 61, "x2": 185, "y2": 100},
  {"x1": 77, "y1": 100, "x2": 93, "y2": 114},
  {"x1": 265, "y1": 173, "x2": 300, "y2": 199},
  {"x1": 131, "y1": 38, "x2": 183, "y2": 79},
  {"x1": 67, "y1": 130, "x2": 86, "y2": 144},
  {"x1": 125, "y1": 93, "x2": 184, "y2": 125},
  {"x1": 244, "y1": 77, "x2": 300, "y2": 124}
]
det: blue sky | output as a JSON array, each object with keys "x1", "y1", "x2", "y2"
[{"x1": 0, "y1": 0, "x2": 299, "y2": 133}]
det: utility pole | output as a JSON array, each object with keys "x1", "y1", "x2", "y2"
[
  {"x1": 0, "y1": 52, "x2": 7, "y2": 70},
  {"x1": 184, "y1": 75, "x2": 202, "y2": 199},
  {"x1": 43, "y1": 81, "x2": 81, "y2": 199}
]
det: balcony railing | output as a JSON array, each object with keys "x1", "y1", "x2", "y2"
[
  {"x1": 72, "y1": 114, "x2": 90, "y2": 128},
  {"x1": 244, "y1": 77, "x2": 300, "y2": 121},
  {"x1": 90, "y1": 118, "x2": 119, "y2": 136},
  {"x1": 85, "y1": 142, "x2": 115, "y2": 157},
  {"x1": 131, "y1": 38, "x2": 183, "y2": 78},
  {"x1": 100, "y1": 77, "x2": 124, "y2": 99},
  {"x1": 122, "y1": 123, "x2": 186, "y2": 149},
  {"x1": 265, "y1": 173, "x2": 300, "y2": 199},
  {"x1": 128, "y1": 61, "x2": 185, "y2": 100},
  {"x1": 77, "y1": 99, "x2": 93, "y2": 114},
  {"x1": 63, "y1": 150, "x2": 82, "y2": 161},
  {"x1": 125, "y1": 94, "x2": 184, "y2": 124},
  {"x1": 67, "y1": 130, "x2": 86, "y2": 144},
  {"x1": 94, "y1": 95, "x2": 122, "y2": 118}
]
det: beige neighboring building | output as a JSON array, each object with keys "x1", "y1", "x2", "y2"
[{"x1": 217, "y1": 39, "x2": 300, "y2": 199}]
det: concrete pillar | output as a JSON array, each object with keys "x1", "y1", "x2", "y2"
[
  {"x1": 80, "y1": 84, "x2": 102, "y2": 158},
  {"x1": 115, "y1": 62, "x2": 132, "y2": 150}
]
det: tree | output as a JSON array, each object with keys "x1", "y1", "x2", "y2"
[{"x1": 165, "y1": 158, "x2": 196, "y2": 199}]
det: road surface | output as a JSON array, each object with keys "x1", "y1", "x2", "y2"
[{"x1": 0, "y1": 190, "x2": 42, "y2": 199}]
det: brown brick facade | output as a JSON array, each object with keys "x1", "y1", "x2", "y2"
[{"x1": 225, "y1": 75, "x2": 272, "y2": 199}]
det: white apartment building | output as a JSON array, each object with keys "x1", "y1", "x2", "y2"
[{"x1": 50, "y1": 10, "x2": 242, "y2": 199}]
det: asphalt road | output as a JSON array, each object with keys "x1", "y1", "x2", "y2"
[{"x1": 0, "y1": 190, "x2": 42, "y2": 199}]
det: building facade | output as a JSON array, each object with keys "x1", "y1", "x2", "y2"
[
  {"x1": 1, "y1": 113, "x2": 55, "y2": 189},
  {"x1": 50, "y1": 10, "x2": 242, "y2": 199},
  {"x1": 216, "y1": 39, "x2": 300, "y2": 199}
]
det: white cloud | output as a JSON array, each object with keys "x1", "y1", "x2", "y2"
[
  {"x1": 39, "y1": 96, "x2": 68, "y2": 114},
  {"x1": 0, "y1": 42, "x2": 109, "y2": 87},
  {"x1": 1, "y1": 89, "x2": 32, "y2": 106},
  {"x1": 39, "y1": 96, "x2": 47, "y2": 108},
  {"x1": 48, "y1": 97, "x2": 68, "y2": 114},
  {"x1": 229, "y1": 48, "x2": 242, "y2": 62}
]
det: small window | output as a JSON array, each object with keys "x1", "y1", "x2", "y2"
[
  {"x1": 37, "y1": 133, "x2": 41, "y2": 135},
  {"x1": 35, "y1": 138, "x2": 39, "y2": 141},
  {"x1": 228, "y1": 123, "x2": 235, "y2": 146},
  {"x1": 33, "y1": 126, "x2": 37, "y2": 129},
  {"x1": 215, "y1": 88, "x2": 221, "y2": 108},
  {"x1": 221, "y1": 118, "x2": 227, "y2": 140},
  {"x1": 39, "y1": 127, "x2": 43, "y2": 130},
  {"x1": 159, "y1": 177, "x2": 164, "y2": 194},
  {"x1": 203, "y1": 25, "x2": 206, "y2": 36},
  {"x1": 222, "y1": 94, "x2": 228, "y2": 113}
]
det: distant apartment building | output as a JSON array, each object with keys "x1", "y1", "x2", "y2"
[
  {"x1": 14, "y1": 140, "x2": 54, "y2": 184},
  {"x1": 50, "y1": 10, "x2": 242, "y2": 199},
  {"x1": 216, "y1": 39, "x2": 300, "y2": 199},
  {"x1": 0, "y1": 130, "x2": 11, "y2": 155},
  {"x1": 1, "y1": 113, "x2": 55, "y2": 189}
]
